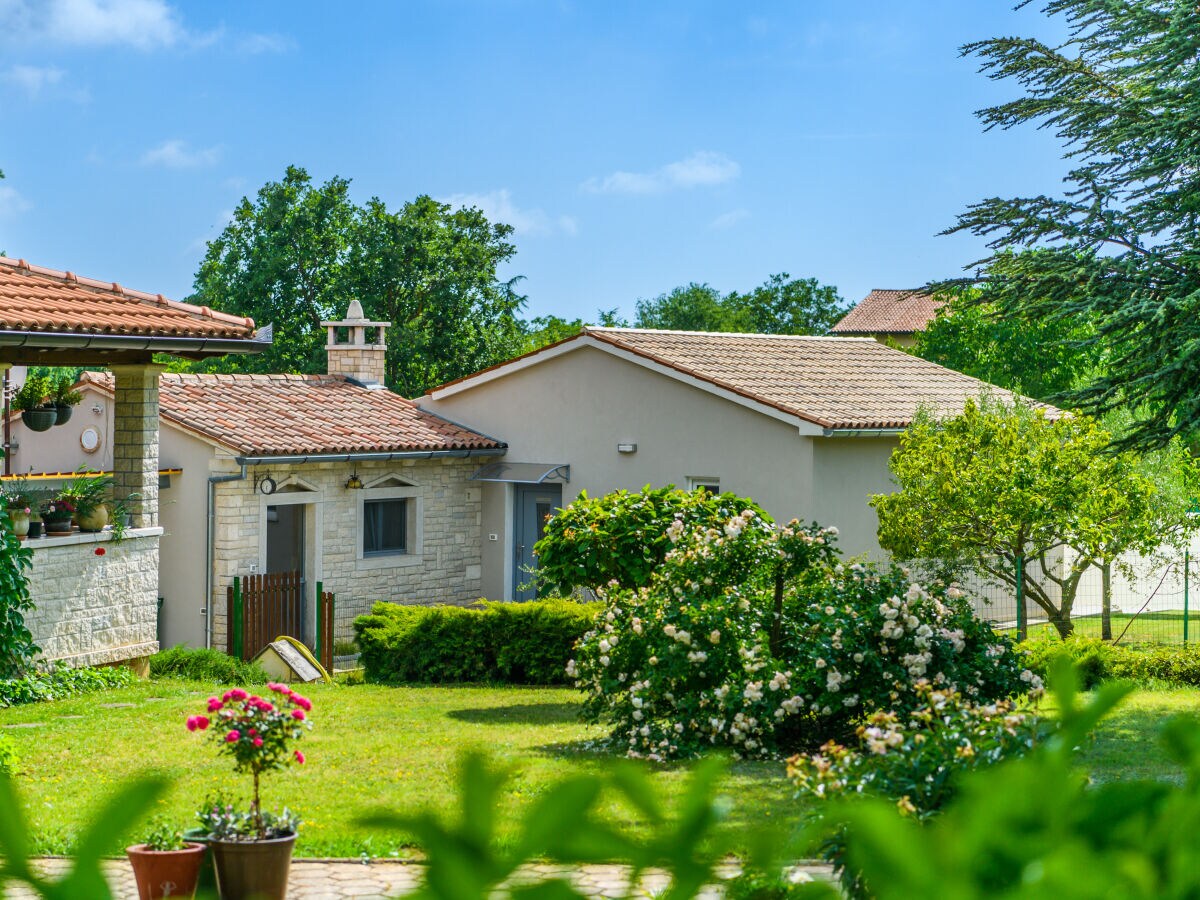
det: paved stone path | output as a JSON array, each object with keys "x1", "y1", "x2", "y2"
[{"x1": 14, "y1": 857, "x2": 834, "y2": 898}]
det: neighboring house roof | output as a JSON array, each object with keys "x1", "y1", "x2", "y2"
[
  {"x1": 830, "y1": 288, "x2": 942, "y2": 336},
  {"x1": 80, "y1": 372, "x2": 504, "y2": 457},
  {"x1": 428, "y1": 327, "x2": 1051, "y2": 432},
  {"x1": 0, "y1": 256, "x2": 256, "y2": 340}
]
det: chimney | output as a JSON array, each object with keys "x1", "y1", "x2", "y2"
[{"x1": 320, "y1": 300, "x2": 390, "y2": 386}]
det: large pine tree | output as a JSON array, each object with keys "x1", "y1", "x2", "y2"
[{"x1": 947, "y1": 0, "x2": 1200, "y2": 448}]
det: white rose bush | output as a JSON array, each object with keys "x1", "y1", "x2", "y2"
[{"x1": 560, "y1": 489, "x2": 1038, "y2": 761}]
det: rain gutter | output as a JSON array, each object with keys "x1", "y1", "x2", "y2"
[
  {"x1": 232, "y1": 448, "x2": 506, "y2": 466},
  {"x1": 0, "y1": 330, "x2": 268, "y2": 356}
]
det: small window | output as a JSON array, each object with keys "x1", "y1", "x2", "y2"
[
  {"x1": 363, "y1": 498, "x2": 408, "y2": 556},
  {"x1": 688, "y1": 476, "x2": 720, "y2": 495}
]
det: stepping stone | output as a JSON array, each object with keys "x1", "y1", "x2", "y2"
[
  {"x1": 58, "y1": 715, "x2": 84, "y2": 720},
  {"x1": 98, "y1": 703, "x2": 137, "y2": 709},
  {"x1": 2, "y1": 722, "x2": 44, "y2": 728}
]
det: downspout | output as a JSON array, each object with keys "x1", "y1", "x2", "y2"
[
  {"x1": 206, "y1": 464, "x2": 247, "y2": 649},
  {"x1": 2, "y1": 368, "x2": 10, "y2": 476}
]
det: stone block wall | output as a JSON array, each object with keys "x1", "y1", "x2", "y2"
[
  {"x1": 326, "y1": 347, "x2": 386, "y2": 385},
  {"x1": 210, "y1": 457, "x2": 484, "y2": 650},
  {"x1": 25, "y1": 529, "x2": 162, "y2": 667}
]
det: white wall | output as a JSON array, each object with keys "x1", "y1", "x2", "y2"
[
  {"x1": 425, "y1": 346, "x2": 843, "y2": 597},
  {"x1": 811, "y1": 436, "x2": 899, "y2": 561}
]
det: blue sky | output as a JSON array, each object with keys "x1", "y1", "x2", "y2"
[{"x1": 0, "y1": 0, "x2": 1068, "y2": 322}]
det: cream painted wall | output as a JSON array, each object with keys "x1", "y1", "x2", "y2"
[
  {"x1": 810, "y1": 436, "x2": 899, "y2": 561},
  {"x1": 424, "y1": 345, "x2": 828, "y2": 598},
  {"x1": 7, "y1": 383, "x2": 115, "y2": 474}
]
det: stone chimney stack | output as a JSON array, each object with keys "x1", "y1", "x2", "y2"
[{"x1": 321, "y1": 300, "x2": 390, "y2": 386}]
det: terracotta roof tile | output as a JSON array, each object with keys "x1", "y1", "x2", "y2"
[
  {"x1": 82, "y1": 372, "x2": 503, "y2": 456},
  {"x1": 830, "y1": 289, "x2": 942, "y2": 335},
  {"x1": 583, "y1": 327, "x2": 1051, "y2": 430},
  {"x1": 0, "y1": 257, "x2": 256, "y2": 339}
]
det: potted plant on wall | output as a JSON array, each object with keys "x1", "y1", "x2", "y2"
[
  {"x1": 126, "y1": 817, "x2": 207, "y2": 900},
  {"x1": 40, "y1": 498, "x2": 75, "y2": 536},
  {"x1": 57, "y1": 470, "x2": 113, "y2": 533},
  {"x1": 187, "y1": 683, "x2": 313, "y2": 900},
  {"x1": 51, "y1": 373, "x2": 83, "y2": 425},
  {"x1": 11, "y1": 374, "x2": 56, "y2": 432},
  {"x1": 2, "y1": 476, "x2": 33, "y2": 542}
]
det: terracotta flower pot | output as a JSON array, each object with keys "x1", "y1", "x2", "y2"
[
  {"x1": 210, "y1": 832, "x2": 296, "y2": 900},
  {"x1": 20, "y1": 407, "x2": 57, "y2": 432},
  {"x1": 126, "y1": 842, "x2": 206, "y2": 900}
]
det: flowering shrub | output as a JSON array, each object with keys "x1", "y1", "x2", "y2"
[
  {"x1": 569, "y1": 512, "x2": 840, "y2": 759},
  {"x1": 188, "y1": 682, "x2": 313, "y2": 839},
  {"x1": 534, "y1": 486, "x2": 769, "y2": 594},
  {"x1": 786, "y1": 683, "x2": 1042, "y2": 818},
  {"x1": 568, "y1": 506, "x2": 1035, "y2": 760},
  {"x1": 780, "y1": 565, "x2": 1037, "y2": 735},
  {"x1": 196, "y1": 794, "x2": 301, "y2": 842}
]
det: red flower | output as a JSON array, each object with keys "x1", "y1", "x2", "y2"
[
  {"x1": 94, "y1": 547, "x2": 106, "y2": 556},
  {"x1": 294, "y1": 750, "x2": 305, "y2": 765}
]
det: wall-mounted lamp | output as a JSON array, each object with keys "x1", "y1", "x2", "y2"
[
  {"x1": 617, "y1": 443, "x2": 637, "y2": 454},
  {"x1": 345, "y1": 472, "x2": 364, "y2": 490}
]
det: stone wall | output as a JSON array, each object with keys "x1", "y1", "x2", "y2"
[
  {"x1": 25, "y1": 528, "x2": 162, "y2": 667},
  {"x1": 210, "y1": 457, "x2": 485, "y2": 650}
]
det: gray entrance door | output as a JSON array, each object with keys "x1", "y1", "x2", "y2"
[
  {"x1": 265, "y1": 503, "x2": 307, "y2": 642},
  {"x1": 514, "y1": 483, "x2": 562, "y2": 601}
]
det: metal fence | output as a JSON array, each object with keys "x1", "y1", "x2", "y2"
[{"x1": 967, "y1": 546, "x2": 1200, "y2": 645}]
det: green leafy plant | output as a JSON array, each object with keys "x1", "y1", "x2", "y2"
[
  {"x1": 0, "y1": 452, "x2": 35, "y2": 677},
  {"x1": 362, "y1": 752, "x2": 783, "y2": 900},
  {"x1": 55, "y1": 470, "x2": 112, "y2": 518},
  {"x1": 1, "y1": 475, "x2": 34, "y2": 513},
  {"x1": 149, "y1": 646, "x2": 267, "y2": 685},
  {"x1": 195, "y1": 795, "x2": 299, "y2": 842},
  {"x1": 1020, "y1": 636, "x2": 1200, "y2": 689},
  {"x1": 533, "y1": 486, "x2": 768, "y2": 594},
  {"x1": 0, "y1": 735, "x2": 19, "y2": 777},
  {"x1": 9, "y1": 375, "x2": 51, "y2": 413},
  {"x1": 354, "y1": 598, "x2": 598, "y2": 685},
  {"x1": 188, "y1": 683, "x2": 313, "y2": 838},
  {"x1": 0, "y1": 665, "x2": 135, "y2": 707},
  {"x1": 0, "y1": 772, "x2": 167, "y2": 899},
  {"x1": 139, "y1": 817, "x2": 188, "y2": 852},
  {"x1": 50, "y1": 374, "x2": 82, "y2": 408}
]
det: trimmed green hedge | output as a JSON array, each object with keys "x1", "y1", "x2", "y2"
[
  {"x1": 1021, "y1": 636, "x2": 1200, "y2": 688},
  {"x1": 0, "y1": 664, "x2": 136, "y2": 708},
  {"x1": 354, "y1": 599, "x2": 599, "y2": 685},
  {"x1": 149, "y1": 646, "x2": 267, "y2": 685}
]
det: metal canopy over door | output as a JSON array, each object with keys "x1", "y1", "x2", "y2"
[{"x1": 513, "y1": 483, "x2": 562, "y2": 602}]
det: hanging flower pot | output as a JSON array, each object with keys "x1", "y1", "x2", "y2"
[
  {"x1": 20, "y1": 406, "x2": 57, "y2": 432},
  {"x1": 53, "y1": 404, "x2": 73, "y2": 425}
]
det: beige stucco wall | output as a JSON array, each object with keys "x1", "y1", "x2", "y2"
[
  {"x1": 423, "y1": 345, "x2": 850, "y2": 598},
  {"x1": 24, "y1": 528, "x2": 161, "y2": 667},
  {"x1": 810, "y1": 436, "x2": 899, "y2": 561},
  {"x1": 6, "y1": 383, "x2": 116, "y2": 474},
  {"x1": 209, "y1": 456, "x2": 484, "y2": 651}
]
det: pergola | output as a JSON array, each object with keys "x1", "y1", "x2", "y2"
[{"x1": 0, "y1": 256, "x2": 266, "y2": 525}]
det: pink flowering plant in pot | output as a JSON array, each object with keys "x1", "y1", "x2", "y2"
[{"x1": 187, "y1": 683, "x2": 312, "y2": 840}]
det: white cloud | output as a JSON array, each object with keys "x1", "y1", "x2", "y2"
[
  {"x1": 0, "y1": 185, "x2": 32, "y2": 218},
  {"x1": 442, "y1": 189, "x2": 577, "y2": 238},
  {"x1": 140, "y1": 139, "x2": 221, "y2": 169},
  {"x1": 0, "y1": 1, "x2": 289, "y2": 53},
  {"x1": 710, "y1": 209, "x2": 750, "y2": 230},
  {"x1": 3, "y1": 64, "x2": 64, "y2": 96},
  {"x1": 582, "y1": 151, "x2": 741, "y2": 195}
]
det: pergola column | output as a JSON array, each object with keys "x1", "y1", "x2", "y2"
[{"x1": 109, "y1": 363, "x2": 165, "y2": 528}]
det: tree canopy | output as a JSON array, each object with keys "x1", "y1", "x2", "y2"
[
  {"x1": 946, "y1": 0, "x2": 1200, "y2": 448},
  {"x1": 871, "y1": 400, "x2": 1160, "y2": 638},
  {"x1": 633, "y1": 274, "x2": 846, "y2": 335},
  {"x1": 189, "y1": 166, "x2": 527, "y2": 396},
  {"x1": 913, "y1": 279, "x2": 1103, "y2": 403}
]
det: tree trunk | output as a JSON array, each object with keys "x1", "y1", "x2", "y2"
[
  {"x1": 769, "y1": 571, "x2": 784, "y2": 657},
  {"x1": 1101, "y1": 562, "x2": 1113, "y2": 641}
]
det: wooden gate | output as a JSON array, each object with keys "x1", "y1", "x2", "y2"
[
  {"x1": 227, "y1": 573, "x2": 337, "y2": 672},
  {"x1": 227, "y1": 571, "x2": 303, "y2": 661}
]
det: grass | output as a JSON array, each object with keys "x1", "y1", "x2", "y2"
[
  {"x1": 0, "y1": 679, "x2": 795, "y2": 858},
  {"x1": 998, "y1": 611, "x2": 1200, "y2": 645},
  {"x1": 5, "y1": 677, "x2": 1196, "y2": 859}
]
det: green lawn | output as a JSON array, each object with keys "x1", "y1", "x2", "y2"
[
  {"x1": 0, "y1": 679, "x2": 795, "y2": 857},
  {"x1": 4, "y1": 678, "x2": 1196, "y2": 859},
  {"x1": 1000, "y1": 611, "x2": 1200, "y2": 645}
]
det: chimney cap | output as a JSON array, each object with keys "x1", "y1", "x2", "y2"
[{"x1": 320, "y1": 299, "x2": 390, "y2": 329}]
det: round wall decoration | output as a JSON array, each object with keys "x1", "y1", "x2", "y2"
[{"x1": 80, "y1": 426, "x2": 102, "y2": 454}]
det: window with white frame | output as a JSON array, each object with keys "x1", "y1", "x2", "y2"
[
  {"x1": 687, "y1": 476, "x2": 720, "y2": 494},
  {"x1": 357, "y1": 477, "x2": 423, "y2": 566}
]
